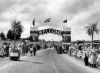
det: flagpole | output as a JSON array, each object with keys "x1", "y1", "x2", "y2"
[{"x1": 32, "y1": 18, "x2": 35, "y2": 26}]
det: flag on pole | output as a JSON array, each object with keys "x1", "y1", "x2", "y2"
[
  {"x1": 44, "y1": 18, "x2": 51, "y2": 23},
  {"x1": 63, "y1": 19, "x2": 67, "y2": 23},
  {"x1": 32, "y1": 18, "x2": 35, "y2": 26}
]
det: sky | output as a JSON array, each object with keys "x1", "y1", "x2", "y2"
[{"x1": 0, "y1": 0, "x2": 100, "y2": 41}]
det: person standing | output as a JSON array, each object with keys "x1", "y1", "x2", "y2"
[
  {"x1": 33, "y1": 44, "x2": 37, "y2": 56},
  {"x1": 69, "y1": 46, "x2": 72, "y2": 56},
  {"x1": 21, "y1": 43, "x2": 26, "y2": 55},
  {"x1": 17, "y1": 44, "x2": 22, "y2": 54},
  {"x1": 88, "y1": 53, "x2": 94, "y2": 67},
  {"x1": 92, "y1": 53, "x2": 97, "y2": 68},
  {"x1": 84, "y1": 51, "x2": 89, "y2": 66},
  {"x1": 30, "y1": 46, "x2": 33, "y2": 56}
]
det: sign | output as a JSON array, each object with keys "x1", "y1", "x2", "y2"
[{"x1": 38, "y1": 28, "x2": 62, "y2": 35}]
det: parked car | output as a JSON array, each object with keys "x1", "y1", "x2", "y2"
[{"x1": 9, "y1": 47, "x2": 20, "y2": 61}]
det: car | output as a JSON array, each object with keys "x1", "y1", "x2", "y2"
[{"x1": 9, "y1": 47, "x2": 20, "y2": 61}]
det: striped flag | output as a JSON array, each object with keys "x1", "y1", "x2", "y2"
[
  {"x1": 32, "y1": 18, "x2": 35, "y2": 26},
  {"x1": 63, "y1": 19, "x2": 67, "y2": 23},
  {"x1": 44, "y1": 18, "x2": 51, "y2": 23}
]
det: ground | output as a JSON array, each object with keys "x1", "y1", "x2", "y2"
[{"x1": 0, "y1": 48, "x2": 100, "y2": 73}]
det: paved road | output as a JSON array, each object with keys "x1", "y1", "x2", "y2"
[{"x1": 0, "y1": 48, "x2": 99, "y2": 73}]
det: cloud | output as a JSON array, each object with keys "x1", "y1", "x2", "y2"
[
  {"x1": 0, "y1": 21, "x2": 11, "y2": 35},
  {"x1": 62, "y1": 0, "x2": 96, "y2": 14},
  {"x1": 0, "y1": 0, "x2": 16, "y2": 13},
  {"x1": 66, "y1": 0, "x2": 100, "y2": 40},
  {"x1": 68, "y1": 0, "x2": 100, "y2": 25},
  {"x1": 0, "y1": 0, "x2": 100, "y2": 40},
  {"x1": 21, "y1": 22, "x2": 30, "y2": 38}
]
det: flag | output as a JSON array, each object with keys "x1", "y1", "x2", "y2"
[
  {"x1": 44, "y1": 18, "x2": 51, "y2": 23},
  {"x1": 63, "y1": 19, "x2": 67, "y2": 23},
  {"x1": 32, "y1": 18, "x2": 35, "y2": 26}
]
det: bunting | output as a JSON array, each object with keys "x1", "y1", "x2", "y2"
[{"x1": 44, "y1": 18, "x2": 51, "y2": 23}]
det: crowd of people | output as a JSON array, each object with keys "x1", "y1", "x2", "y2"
[
  {"x1": 0, "y1": 41, "x2": 40, "y2": 57},
  {"x1": 69, "y1": 43, "x2": 100, "y2": 68},
  {"x1": 1, "y1": 41, "x2": 100, "y2": 68}
]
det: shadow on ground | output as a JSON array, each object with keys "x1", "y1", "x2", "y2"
[{"x1": 19, "y1": 60, "x2": 44, "y2": 64}]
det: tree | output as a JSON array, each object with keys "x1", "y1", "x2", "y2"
[
  {"x1": 7, "y1": 29, "x2": 14, "y2": 40},
  {"x1": 86, "y1": 22, "x2": 99, "y2": 48},
  {"x1": 11, "y1": 20, "x2": 23, "y2": 40},
  {"x1": 0, "y1": 32, "x2": 5, "y2": 40}
]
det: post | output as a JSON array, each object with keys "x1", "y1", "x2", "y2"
[
  {"x1": 92, "y1": 25, "x2": 94, "y2": 49},
  {"x1": 14, "y1": 29, "x2": 16, "y2": 49},
  {"x1": 92, "y1": 32, "x2": 93, "y2": 49},
  {"x1": 14, "y1": 25, "x2": 17, "y2": 49}
]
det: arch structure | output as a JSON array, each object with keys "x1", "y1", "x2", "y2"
[{"x1": 30, "y1": 26, "x2": 71, "y2": 44}]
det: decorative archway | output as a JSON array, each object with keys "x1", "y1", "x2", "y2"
[{"x1": 30, "y1": 27, "x2": 71, "y2": 44}]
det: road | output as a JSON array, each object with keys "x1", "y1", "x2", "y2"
[{"x1": 0, "y1": 48, "x2": 100, "y2": 73}]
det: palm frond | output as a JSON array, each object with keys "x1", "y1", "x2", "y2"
[
  {"x1": 86, "y1": 21, "x2": 99, "y2": 35},
  {"x1": 87, "y1": 27, "x2": 93, "y2": 35},
  {"x1": 11, "y1": 20, "x2": 23, "y2": 35},
  {"x1": 92, "y1": 21, "x2": 99, "y2": 34}
]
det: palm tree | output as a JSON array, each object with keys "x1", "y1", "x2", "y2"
[
  {"x1": 86, "y1": 22, "x2": 99, "y2": 48},
  {"x1": 11, "y1": 20, "x2": 23, "y2": 36},
  {"x1": 11, "y1": 20, "x2": 23, "y2": 47}
]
